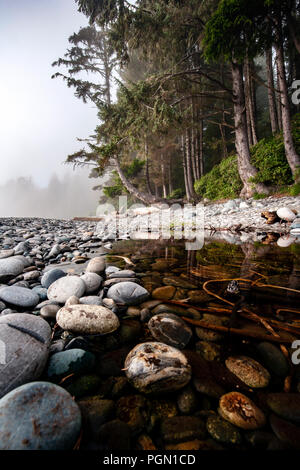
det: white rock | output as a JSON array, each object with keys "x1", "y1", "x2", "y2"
[
  {"x1": 276, "y1": 207, "x2": 297, "y2": 222},
  {"x1": 277, "y1": 235, "x2": 296, "y2": 247},
  {"x1": 80, "y1": 272, "x2": 102, "y2": 294},
  {"x1": 56, "y1": 304, "x2": 120, "y2": 334}
]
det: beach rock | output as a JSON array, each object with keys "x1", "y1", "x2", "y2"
[
  {"x1": 160, "y1": 416, "x2": 206, "y2": 443},
  {"x1": 80, "y1": 273, "x2": 102, "y2": 294},
  {"x1": 64, "y1": 374, "x2": 101, "y2": 399},
  {"x1": 0, "y1": 313, "x2": 51, "y2": 398},
  {"x1": 79, "y1": 296, "x2": 103, "y2": 306},
  {"x1": 276, "y1": 207, "x2": 297, "y2": 222},
  {"x1": 256, "y1": 342, "x2": 289, "y2": 378},
  {"x1": 105, "y1": 266, "x2": 121, "y2": 275},
  {"x1": 0, "y1": 257, "x2": 25, "y2": 282},
  {"x1": 56, "y1": 304, "x2": 120, "y2": 335},
  {"x1": 0, "y1": 286, "x2": 39, "y2": 308},
  {"x1": 47, "y1": 276, "x2": 86, "y2": 304},
  {"x1": 107, "y1": 281, "x2": 149, "y2": 306},
  {"x1": 0, "y1": 381, "x2": 81, "y2": 450},
  {"x1": 152, "y1": 286, "x2": 176, "y2": 300},
  {"x1": 65, "y1": 295, "x2": 80, "y2": 307},
  {"x1": 41, "y1": 268, "x2": 66, "y2": 289},
  {"x1": 265, "y1": 393, "x2": 300, "y2": 424},
  {"x1": 195, "y1": 314, "x2": 229, "y2": 342},
  {"x1": 225, "y1": 356, "x2": 270, "y2": 388},
  {"x1": 86, "y1": 256, "x2": 106, "y2": 274},
  {"x1": 47, "y1": 348, "x2": 95, "y2": 381},
  {"x1": 40, "y1": 304, "x2": 60, "y2": 319},
  {"x1": 107, "y1": 270, "x2": 136, "y2": 279},
  {"x1": 124, "y1": 342, "x2": 192, "y2": 394},
  {"x1": 176, "y1": 386, "x2": 199, "y2": 415},
  {"x1": 277, "y1": 235, "x2": 296, "y2": 247},
  {"x1": 269, "y1": 413, "x2": 300, "y2": 449},
  {"x1": 78, "y1": 397, "x2": 115, "y2": 440},
  {"x1": 218, "y1": 392, "x2": 266, "y2": 430},
  {"x1": 207, "y1": 415, "x2": 242, "y2": 446},
  {"x1": 148, "y1": 313, "x2": 192, "y2": 349}
]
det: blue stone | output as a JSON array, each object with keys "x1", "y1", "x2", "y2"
[
  {"x1": 107, "y1": 281, "x2": 149, "y2": 306},
  {"x1": 0, "y1": 381, "x2": 81, "y2": 449},
  {"x1": 32, "y1": 286, "x2": 48, "y2": 301},
  {"x1": 41, "y1": 268, "x2": 66, "y2": 289},
  {"x1": 0, "y1": 286, "x2": 39, "y2": 308},
  {"x1": 47, "y1": 348, "x2": 95, "y2": 381}
]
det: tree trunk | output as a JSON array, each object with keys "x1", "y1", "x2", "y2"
[
  {"x1": 181, "y1": 134, "x2": 192, "y2": 201},
  {"x1": 231, "y1": 59, "x2": 269, "y2": 197},
  {"x1": 168, "y1": 156, "x2": 173, "y2": 195},
  {"x1": 185, "y1": 129, "x2": 196, "y2": 200},
  {"x1": 161, "y1": 154, "x2": 168, "y2": 199},
  {"x1": 113, "y1": 157, "x2": 160, "y2": 205},
  {"x1": 276, "y1": 60, "x2": 283, "y2": 131},
  {"x1": 244, "y1": 57, "x2": 258, "y2": 145},
  {"x1": 144, "y1": 140, "x2": 153, "y2": 195},
  {"x1": 266, "y1": 48, "x2": 279, "y2": 134},
  {"x1": 275, "y1": 17, "x2": 300, "y2": 177}
]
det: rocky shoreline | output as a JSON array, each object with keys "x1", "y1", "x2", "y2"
[{"x1": 0, "y1": 213, "x2": 300, "y2": 450}]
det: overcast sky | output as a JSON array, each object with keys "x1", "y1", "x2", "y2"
[{"x1": 0, "y1": 0, "x2": 99, "y2": 188}]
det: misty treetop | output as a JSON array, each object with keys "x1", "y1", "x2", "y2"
[{"x1": 52, "y1": 0, "x2": 300, "y2": 203}]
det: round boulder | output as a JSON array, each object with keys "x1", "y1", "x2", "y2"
[{"x1": 0, "y1": 381, "x2": 81, "y2": 450}]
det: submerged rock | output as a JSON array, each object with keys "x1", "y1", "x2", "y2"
[
  {"x1": 148, "y1": 313, "x2": 192, "y2": 349},
  {"x1": 218, "y1": 392, "x2": 266, "y2": 430},
  {"x1": 225, "y1": 356, "x2": 270, "y2": 388},
  {"x1": 47, "y1": 348, "x2": 96, "y2": 381},
  {"x1": 124, "y1": 342, "x2": 192, "y2": 394}
]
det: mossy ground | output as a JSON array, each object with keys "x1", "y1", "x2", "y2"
[{"x1": 194, "y1": 113, "x2": 300, "y2": 201}]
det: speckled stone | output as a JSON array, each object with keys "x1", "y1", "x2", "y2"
[
  {"x1": 124, "y1": 342, "x2": 192, "y2": 394},
  {"x1": 206, "y1": 415, "x2": 242, "y2": 446},
  {"x1": 56, "y1": 304, "x2": 120, "y2": 335},
  {"x1": 0, "y1": 381, "x2": 81, "y2": 450},
  {"x1": 225, "y1": 356, "x2": 270, "y2": 388},
  {"x1": 218, "y1": 392, "x2": 266, "y2": 430}
]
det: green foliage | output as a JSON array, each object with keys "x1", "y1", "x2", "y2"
[
  {"x1": 203, "y1": 0, "x2": 270, "y2": 63},
  {"x1": 194, "y1": 155, "x2": 242, "y2": 200},
  {"x1": 289, "y1": 183, "x2": 300, "y2": 196},
  {"x1": 249, "y1": 135, "x2": 293, "y2": 186},
  {"x1": 167, "y1": 188, "x2": 185, "y2": 199},
  {"x1": 253, "y1": 192, "x2": 268, "y2": 200},
  {"x1": 195, "y1": 113, "x2": 300, "y2": 200}
]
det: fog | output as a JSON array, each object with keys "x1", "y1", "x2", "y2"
[
  {"x1": 0, "y1": 168, "x2": 109, "y2": 219},
  {"x1": 0, "y1": 0, "x2": 105, "y2": 217}
]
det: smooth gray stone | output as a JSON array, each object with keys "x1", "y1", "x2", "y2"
[
  {"x1": 79, "y1": 296, "x2": 103, "y2": 306},
  {"x1": 41, "y1": 268, "x2": 66, "y2": 289},
  {"x1": 47, "y1": 276, "x2": 86, "y2": 304},
  {"x1": 0, "y1": 257, "x2": 25, "y2": 282},
  {"x1": 0, "y1": 381, "x2": 81, "y2": 450},
  {"x1": 105, "y1": 266, "x2": 121, "y2": 275},
  {"x1": 107, "y1": 281, "x2": 149, "y2": 306},
  {"x1": 104, "y1": 277, "x2": 140, "y2": 288},
  {"x1": 0, "y1": 313, "x2": 51, "y2": 398},
  {"x1": 107, "y1": 270, "x2": 136, "y2": 279},
  {"x1": 80, "y1": 272, "x2": 102, "y2": 294},
  {"x1": 0, "y1": 286, "x2": 39, "y2": 308}
]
